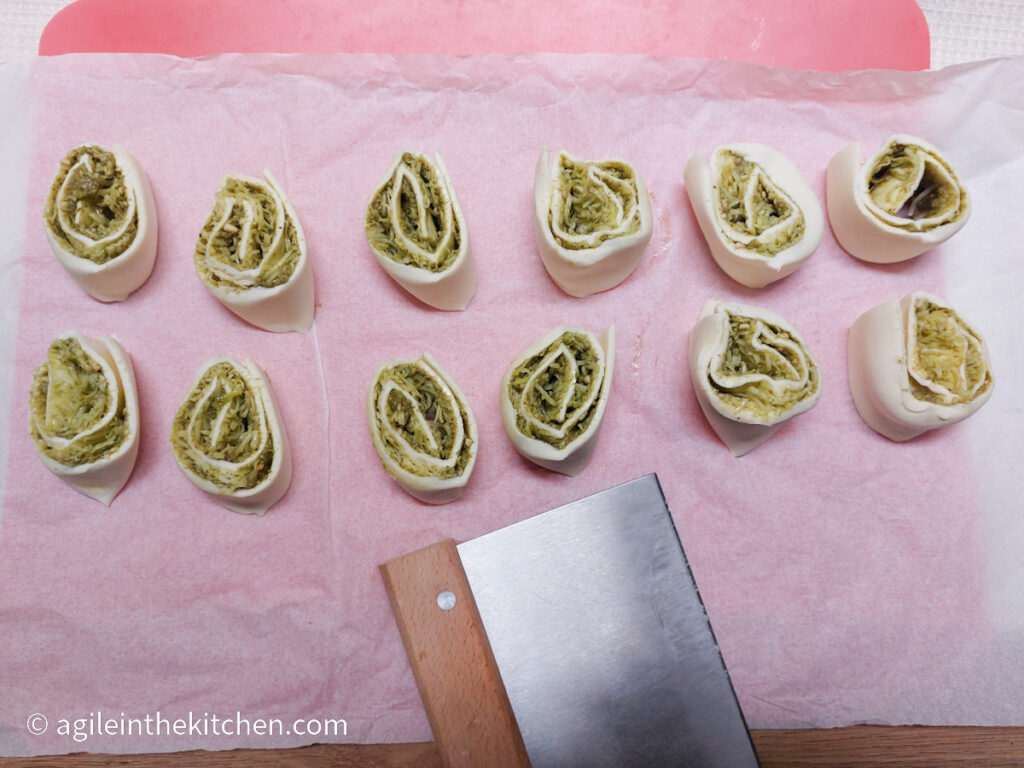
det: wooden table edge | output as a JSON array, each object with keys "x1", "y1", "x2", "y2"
[{"x1": 2, "y1": 726, "x2": 1022, "y2": 766}]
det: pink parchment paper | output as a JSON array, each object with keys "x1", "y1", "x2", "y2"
[{"x1": 1, "y1": 53, "x2": 1022, "y2": 756}]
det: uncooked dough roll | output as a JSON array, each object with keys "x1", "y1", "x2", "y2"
[
  {"x1": 365, "y1": 152, "x2": 475, "y2": 311},
  {"x1": 534, "y1": 150, "x2": 652, "y2": 297},
  {"x1": 367, "y1": 353, "x2": 478, "y2": 504},
  {"x1": 827, "y1": 135, "x2": 969, "y2": 263},
  {"x1": 29, "y1": 332, "x2": 140, "y2": 505},
  {"x1": 195, "y1": 171, "x2": 314, "y2": 332},
  {"x1": 43, "y1": 144, "x2": 158, "y2": 302},
  {"x1": 685, "y1": 144, "x2": 823, "y2": 288},
  {"x1": 501, "y1": 326, "x2": 615, "y2": 476},
  {"x1": 170, "y1": 356, "x2": 292, "y2": 515},
  {"x1": 689, "y1": 301, "x2": 821, "y2": 456},
  {"x1": 848, "y1": 291, "x2": 993, "y2": 442}
]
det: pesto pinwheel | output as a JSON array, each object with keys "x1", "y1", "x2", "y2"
[
  {"x1": 367, "y1": 353, "x2": 478, "y2": 504},
  {"x1": 827, "y1": 135, "x2": 969, "y2": 263},
  {"x1": 170, "y1": 357, "x2": 292, "y2": 515},
  {"x1": 195, "y1": 171, "x2": 313, "y2": 332},
  {"x1": 500, "y1": 326, "x2": 615, "y2": 476},
  {"x1": 848, "y1": 292, "x2": 993, "y2": 442},
  {"x1": 29, "y1": 332, "x2": 139, "y2": 505},
  {"x1": 365, "y1": 152, "x2": 475, "y2": 311},
  {"x1": 534, "y1": 150, "x2": 652, "y2": 297},
  {"x1": 43, "y1": 144, "x2": 157, "y2": 302},
  {"x1": 689, "y1": 301, "x2": 821, "y2": 456},
  {"x1": 685, "y1": 144, "x2": 823, "y2": 288}
]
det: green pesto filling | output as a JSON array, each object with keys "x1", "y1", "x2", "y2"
[
  {"x1": 170, "y1": 362, "x2": 274, "y2": 491},
  {"x1": 551, "y1": 155, "x2": 641, "y2": 250},
  {"x1": 365, "y1": 153, "x2": 461, "y2": 272},
  {"x1": 373, "y1": 363, "x2": 473, "y2": 478},
  {"x1": 30, "y1": 338, "x2": 127, "y2": 466},
  {"x1": 195, "y1": 177, "x2": 301, "y2": 290},
  {"x1": 43, "y1": 145, "x2": 138, "y2": 265},
  {"x1": 715, "y1": 150, "x2": 805, "y2": 257},
  {"x1": 710, "y1": 315, "x2": 819, "y2": 420},
  {"x1": 867, "y1": 143, "x2": 966, "y2": 230},
  {"x1": 508, "y1": 331, "x2": 602, "y2": 449},
  {"x1": 909, "y1": 299, "x2": 992, "y2": 405}
]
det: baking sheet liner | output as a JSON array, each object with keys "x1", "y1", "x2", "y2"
[{"x1": 0, "y1": 53, "x2": 1022, "y2": 755}]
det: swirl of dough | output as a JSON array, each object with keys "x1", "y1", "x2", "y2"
[
  {"x1": 43, "y1": 144, "x2": 158, "y2": 302},
  {"x1": 848, "y1": 292, "x2": 993, "y2": 442},
  {"x1": 534, "y1": 150, "x2": 653, "y2": 297},
  {"x1": 170, "y1": 357, "x2": 292, "y2": 515},
  {"x1": 689, "y1": 301, "x2": 821, "y2": 456},
  {"x1": 685, "y1": 144, "x2": 823, "y2": 288},
  {"x1": 367, "y1": 353, "x2": 478, "y2": 504},
  {"x1": 195, "y1": 171, "x2": 313, "y2": 332},
  {"x1": 501, "y1": 326, "x2": 615, "y2": 476},
  {"x1": 29, "y1": 332, "x2": 140, "y2": 505},
  {"x1": 827, "y1": 135, "x2": 969, "y2": 263},
  {"x1": 365, "y1": 152, "x2": 475, "y2": 311}
]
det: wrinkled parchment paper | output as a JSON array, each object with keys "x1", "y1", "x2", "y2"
[{"x1": 1, "y1": 53, "x2": 1022, "y2": 756}]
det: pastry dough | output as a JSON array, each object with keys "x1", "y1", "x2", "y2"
[
  {"x1": 848, "y1": 292, "x2": 993, "y2": 441},
  {"x1": 170, "y1": 356, "x2": 292, "y2": 515},
  {"x1": 534, "y1": 150, "x2": 652, "y2": 297},
  {"x1": 195, "y1": 170, "x2": 314, "y2": 332},
  {"x1": 501, "y1": 326, "x2": 615, "y2": 476},
  {"x1": 827, "y1": 135, "x2": 969, "y2": 263},
  {"x1": 29, "y1": 332, "x2": 140, "y2": 505},
  {"x1": 43, "y1": 144, "x2": 157, "y2": 302},
  {"x1": 689, "y1": 301, "x2": 821, "y2": 456},
  {"x1": 685, "y1": 143, "x2": 823, "y2": 288},
  {"x1": 365, "y1": 152, "x2": 475, "y2": 311},
  {"x1": 367, "y1": 352, "x2": 478, "y2": 504}
]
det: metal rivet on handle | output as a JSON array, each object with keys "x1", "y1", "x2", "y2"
[{"x1": 437, "y1": 590, "x2": 456, "y2": 610}]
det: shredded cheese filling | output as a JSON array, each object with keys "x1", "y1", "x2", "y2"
[
  {"x1": 707, "y1": 314, "x2": 819, "y2": 421},
  {"x1": 44, "y1": 146, "x2": 139, "y2": 265},
  {"x1": 507, "y1": 331, "x2": 606, "y2": 449}
]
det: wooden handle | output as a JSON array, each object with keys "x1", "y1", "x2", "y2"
[{"x1": 380, "y1": 539, "x2": 531, "y2": 768}]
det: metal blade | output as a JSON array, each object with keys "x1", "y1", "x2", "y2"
[{"x1": 458, "y1": 474, "x2": 759, "y2": 768}]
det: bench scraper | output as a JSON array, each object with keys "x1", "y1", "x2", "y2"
[{"x1": 381, "y1": 473, "x2": 759, "y2": 767}]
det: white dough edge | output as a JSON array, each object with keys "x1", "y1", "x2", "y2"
[
  {"x1": 684, "y1": 143, "x2": 823, "y2": 289},
  {"x1": 500, "y1": 325, "x2": 615, "y2": 477},
  {"x1": 847, "y1": 291, "x2": 993, "y2": 442},
  {"x1": 45, "y1": 144, "x2": 158, "y2": 303},
  {"x1": 689, "y1": 300, "x2": 821, "y2": 457},
  {"x1": 173, "y1": 356, "x2": 292, "y2": 515},
  {"x1": 367, "y1": 352, "x2": 478, "y2": 505},
  {"x1": 366, "y1": 152, "x2": 476, "y2": 311},
  {"x1": 33, "y1": 332, "x2": 140, "y2": 506},
  {"x1": 826, "y1": 134, "x2": 970, "y2": 264},
  {"x1": 533, "y1": 150, "x2": 653, "y2": 298},
  {"x1": 201, "y1": 170, "x2": 315, "y2": 333}
]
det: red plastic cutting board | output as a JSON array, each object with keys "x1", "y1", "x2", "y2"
[{"x1": 39, "y1": 0, "x2": 929, "y2": 71}]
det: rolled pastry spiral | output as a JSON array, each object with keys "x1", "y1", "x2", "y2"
[
  {"x1": 501, "y1": 326, "x2": 615, "y2": 476},
  {"x1": 170, "y1": 357, "x2": 292, "y2": 515},
  {"x1": 43, "y1": 144, "x2": 158, "y2": 302},
  {"x1": 534, "y1": 150, "x2": 653, "y2": 297},
  {"x1": 848, "y1": 291, "x2": 993, "y2": 442},
  {"x1": 365, "y1": 152, "x2": 475, "y2": 311},
  {"x1": 367, "y1": 353, "x2": 478, "y2": 504},
  {"x1": 827, "y1": 135, "x2": 969, "y2": 263},
  {"x1": 195, "y1": 171, "x2": 314, "y2": 332},
  {"x1": 685, "y1": 144, "x2": 823, "y2": 288},
  {"x1": 689, "y1": 301, "x2": 821, "y2": 457},
  {"x1": 29, "y1": 332, "x2": 140, "y2": 505}
]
